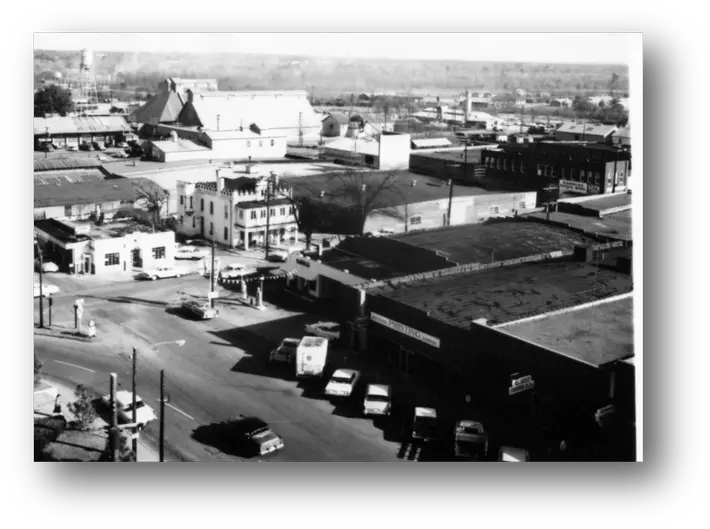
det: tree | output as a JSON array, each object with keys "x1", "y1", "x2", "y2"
[
  {"x1": 134, "y1": 181, "x2": 170, "y2": 233},
  {"x1": 598, "y1": 100, "x2": 606, "y2": 108},
  {"x1": 34, "y1": 350, "x2": 43, "y2": 388},
  {"x1": 34, "y1": 85, "x2": 74, "y2": 117},
  {"x1": 67, "y1": 384, "x2": 97, "y2": 431},
  {"x1": 100, "y1": 429, "x2": 135, "y2": 462}
]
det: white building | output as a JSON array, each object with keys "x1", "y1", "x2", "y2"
[{"x1": 176, "y1": 175, "x2": 298, "y2": 250}]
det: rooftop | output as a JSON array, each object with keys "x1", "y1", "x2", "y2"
[
  {"x1": 411, "y1": 138, "x2": 453, "y2": 149},
  {"x1": 34, "y1": 158, "x2": 103, "y2": 172},
  {"x1": 555, "y1": 122, "x2": 617, "y2": 136},
  {"x1": 526, "y1": 211, "x2": 632, "y2": 241},
  {"x1": 34, "y1": 169, "x2": 108, "y2": 186},
  {"x1": 370, "y1": 256, "x2": 634, "y2": 328},
  {"x1": 236, "y1": 198, "x2": 292, "y2": 209},
  {"x1": 35, "y1": 217, "x2": 161, "y2": 244},
  {"x1": 567, "y1": 193, "x2": 632, "y2": 213},
  {"x1": 324, "y1": 137, "x2": 380, "y2": 157},
  {"x1": 34, "y1": 177, "x2": 163, "y2": 208},
  {"x1": 34, "y1": 116, "x2": 132, "y2": 136},
  {"x1": 497, "y1": 294, "x2": 634, "y2": 367},
  {"x1": 129, "y1": 89, "x2": 185, "y2": 124},
  {"x1": 150, "y1": 139, "x2": 210, "y2": 153}
]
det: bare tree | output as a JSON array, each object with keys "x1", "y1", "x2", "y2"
[{"x1": 134, "y1": 180, "x2": 169, "y2": 233}]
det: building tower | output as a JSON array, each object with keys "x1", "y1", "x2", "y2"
[{"x1": 77, "y1": 48, "x2": 98, "y2": 115}]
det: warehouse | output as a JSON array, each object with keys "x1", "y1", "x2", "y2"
[{"x1": 34, "y1": 116, "x2": 133, "y2": 149}]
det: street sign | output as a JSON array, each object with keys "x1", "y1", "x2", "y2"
[
  {"x1": 511, "y1": 375, "x2": 533, "y2": 388},
  {"x1": 207, "y1": 291, "x2": 219, "y2": 300},
  {"x1": 509, "y1": 380, "x2": 535, "y2": 395}
]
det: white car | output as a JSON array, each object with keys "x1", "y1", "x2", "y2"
[
  {"x1": 324, "y1": 369, "x2": 361, "y2": 398},
  {"x1": 102, "y1": 390, "x2": 157, "y2": 429},
  {"x1": 305, "y1": 321, "x2": 341, "y2": 341},
  {"x1": 66, "y1": 145, "x2": 78, "y2": 152},
  {"x1": 219, "y1": 263, "x2": 253, "y2": 279},
  {"x1": 266, "y1": 249, "x2": 290, "y2": 262},
  {"x1": 411, "y1": 407, "x2": 440, "y2": 442},
  {"x1": 112, "y1": 151, "x2": 129, "y2": 159},
  {"x1": 268, "y1": 337, "x2": 300, "y2": 366},
  {"x1": 175, "y1": 245, "x2": 209, "y2": 260},
  {"x1": 363, "y1": 384, "x2": 392, "y2": 416},
  {"x1": 33, "y1": 283, "x2": 59, "y2": 297},
  {"x1": 139, "y1": 266, "x2": 183, "y2": 280},
  {"x1": 35, "y1": 260, "x2": 59, "y2": 273}
]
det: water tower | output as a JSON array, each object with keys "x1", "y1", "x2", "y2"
[{"x1": 77, "y1": 48, "x2": 98, "y2": 114}]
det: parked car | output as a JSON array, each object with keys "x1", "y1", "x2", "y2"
[
  {"x1": 185, "y1": 239, "x2": 213, "y2": 248},
  {"x1": 363, "y1": 384, "x2": 392, "y2": 417},
  {"x1": 268, "y1": 338, "x2": 301, "y2": 366},
  {"x1": 139, "y1": 266, "x2": 183, "y2": 280},
  {"x1": 38, "y1": 143, "x2": 54, "y2": 152},
  {"x1": 411, "y1": 407, "x2": 440, "y2": 443},
  {"x1": 33, "y1": 283, "x2": 59, "y2": 297},
  {"x1": 181, "y1": 300, "x2": 218, "y2": 320},
  {"x1": 324, "y1": 369, "x2": 361, "y2": 398},
  {"x1": 304, "y1": 321, "x2": 341, "y2": 341},
  {"x1": 219, "y1": 263, "x2": 253, "y2": 279},
  {"x1": 80, "y1": 143, "x2": 94, "y2": 152},
  {"x1": 266, "y1": 249, "x2": 290, "y2": 262},
  {"x1": 227, "y1": 416, "x2": 285, "y2": 457},
  {"x1": 117, "y1": 142, "x2": 129, "y2": 149},
  {"x1": 101, "y1": 390, "x2": 157, "y2": 429},
  {"x1": 66, "y1": 145, "x2": 78, "y2": 152},
  {"x1": 112, "y1": 151, "x2": 129, "y2": 159},
  {"x1": 35, "y1": 260, "x2": 59, "y2": 273},
  {"x1": 92, "y1": 141, "x2": 106, "y2": 151},
  {"x1": 175, "y1": 245, "x2": 209, "y2": 260},
  {"x1": 498, "y1": 446, "x2": 530, "y2": 462},
  {"x1": 453, "y1": 420, "x2": 489, "y2": 461}
]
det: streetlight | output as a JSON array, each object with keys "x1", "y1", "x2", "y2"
[{"x1": 131, "y1": 339, "x2": 186, "y2": 460}]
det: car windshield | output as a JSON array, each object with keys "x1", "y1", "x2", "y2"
[
  {"x1": 249, "y1": 426, "x2": 270, "y2": 437},
  {"x1": 124, "y1": 401, "x2": 145, "y2": 412},
  {"x1": 366, "y1": 395, "x2": 389, "y2": 403},
  {"x1": 282, "y1": 339, "x2": 300, "y2": 348},
  {"x1": 332, "y1": 375, "x2": 353, "y2": 384}
]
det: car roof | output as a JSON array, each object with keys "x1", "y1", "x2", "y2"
[
  {"x1": 499, "y1": 446, "x2": 530, "y2": 461},
  {"x1": 366, "y1": 384, "x2": 391, "y2": 397},
  {"x1": 457, "y1": 420, "x2": 483, "y2": 429},
  {"x1": 282, "y1": 338, "x2": 301, "y2": 345},
  {"x1": 414, "y1": 407, "x2": 437, "y2": 418},
  {"x1": 238, "y1": 416, "x2": 269, "y2": 431},
  {"x1": 332, "y1": 369, "x2": 359, "y2": 378},
  {"x1": 114, "y1": 390, "x2": 142, "y2": 406}
]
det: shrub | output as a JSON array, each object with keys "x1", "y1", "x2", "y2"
[{"x1": 67, "y1": 384, "x2": 97, "y2": 430}]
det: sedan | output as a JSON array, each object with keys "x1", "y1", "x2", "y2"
[
  {"x1": 33, "y1": 283, "x2": 59, "y2": 297},
  {"x1": 101, "y1": 390, "x2": 157, "y2": 429},
  {"x1": 181, "y1": 300, "x2": 218, "y2": 320},
  {"x1": 117, "y1": 142, "x2": 129, "y2": 149},
  {"x1": 139, "y1": 266, "x2": 183, "y2": 281},
  {"x1": 304, "y1": 321, "x2": 341, "y2": 341},
  {"x1": 112, "y1": 151, "x2": 129, "y2": 159},
  {"x1": 324, "y1": 369, "x2": 361, "y2": 398},
  {"x1": 175, "y1": 245, "x2": 209, "y2": 260},
  {"x1": 266, "y1": 249, "x2": 289, "y2": 262},
  {"x1": 228, "y1": 416, "x2": 285, "y2": 457},
  {"x1": 66, "y1": 145, "x2": 78, "y2": 152},
  {"x1": 268, "y1": 337, "x2": 300, "y2": 366},
  {"x1": 411, "y1": 407, "x2": 440, "y2": 443},
  {"x1": 219, "y1": 263, "x2": 254, "y2": 279},
  {"x1": 35, "y1": 260, "x2": 59, "y2": 273},
  {"x1": 363, "y1": 384, "x2": 392, "y2": 417}
]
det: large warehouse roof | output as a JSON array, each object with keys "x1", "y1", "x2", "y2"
[
  {"x1": 129, "y1": 89, "x2": 185, "y2": 124},
  {"x1": 34, "y1": 116, "x2": 132, "y2": 136},
  {"x1": 34, "y1": 177, "x2": 163, "y2": 208}
]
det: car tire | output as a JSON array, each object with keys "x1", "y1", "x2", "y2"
[{"x1": 151, "y1": 276, "x2": 158, "y2": 281}]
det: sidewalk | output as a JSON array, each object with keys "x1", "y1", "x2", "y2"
[{"x1": 35, "y1": 376, "x2": 161, "y2": 462}]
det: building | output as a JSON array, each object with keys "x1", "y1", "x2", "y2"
[
  {"x1": 481, "y1": 142, "x2": 632, "y2": 197},
  {"x1": 322, "y1": 132, "x2": 411, "y2": 170},
  {"x1": 555, "y1": 122, "x2": 617, "y2": 143},
  {"x1": 34, "y1": 116, "x2": 133, "y2": 149},
  {"x1": 409, "y1": 146, "x2": 488, "y2": 184},
  {"x1": 128, "y1": 79, "x2": 186, "y2": 127},
  {"x1": 284, "y1": 218, "x2": 600, "y2": 300},
  {"x1": 176, "y1": 89, "x2": 321, "y2": 146},
  {"x1": 410, "y1": 138, "x2": 453, "y2": 150},
  {"x1": 34, "y1": 176, "x2": 163, "y2": 221},
  {"x1": 611, "y1": 126, "x2": 631, "y2": 147},
  {"x1": 170, "y1": 78, "x2": 218, "y2": 94},
  {"x1": 176, "y1": 175, "x2": 298, "y2": 250},
  {"x1": 34, "y1": 217, "x2": 176, "y2": 275},
  {"x1": 348, "y1": 113, "x2": 395, "y2": 136},
  {"x1": 321, "y1": 112, "x2": 351, "y2": 137}
]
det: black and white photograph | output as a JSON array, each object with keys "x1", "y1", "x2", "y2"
[{"x1": 30, "y1": 31, "x2": 640, "y2": 464}]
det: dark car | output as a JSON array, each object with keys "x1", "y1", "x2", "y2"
[{"x1": 229, "y1": 416, "x2": 284, "y2": 457}]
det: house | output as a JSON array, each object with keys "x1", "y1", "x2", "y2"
[
  {"x1": 34, "y1": 217, "x2": 176, "y2": 275},
  {"x1": 176, "y1": 175, "x2": 298, "y2": 250},
  {"x1": 555, "y1": 122, "x2": 617, "y2": 143},
  {"x1": 321, "y1": 112, "x2": 351, "y2": 137}
]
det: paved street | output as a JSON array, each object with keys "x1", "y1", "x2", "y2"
[{"x1": 34, "y1": 272, "x2": 405, "y2": 462}]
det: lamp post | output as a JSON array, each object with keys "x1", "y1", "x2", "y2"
[{"x1": 131, "y1": 339, "x2": 186, "y2": 460}]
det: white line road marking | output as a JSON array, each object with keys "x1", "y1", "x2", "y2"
[
  {"x1": 53, "y1": 360, "x2": 95, "y2": 373},
  {"x1": 165, "y1": 403, "x2": 195, "y2": 421}
]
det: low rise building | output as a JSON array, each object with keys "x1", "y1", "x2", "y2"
[
  {"x1": 322, "y1": 132, "x2": 411, "y2": 170},
  {"x1": 34, "y1": 218, "x2": 175, "y2": 275},
  {"x1": 34, "y1": 116, "x2": 133, "y2": 150},
  {"x1": 554, "y1": 122, "x2": 617, "y2": 143}
]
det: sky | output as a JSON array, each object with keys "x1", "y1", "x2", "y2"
[{"x1": 34, "y1": 33, "x2": 634, "y2": 65}]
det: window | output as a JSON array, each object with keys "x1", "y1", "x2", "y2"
[
  {"x1": 224, "y1": 204, "x2": 228, "y2": 219},
  {"x1": 409, "y1": 215, "x2": 422, "y2": 225},
  {"x1": 270, "y1": 139, "x2": 275, "y2": 147},
  {"x1": 544, "y1": 166, "x2": 552, "y2": 177},
  {"x1": 200, "y1": 198, "x2": 204, "y2": 212},
  {"x1": 224, "y1": 227, "x2": 228, "y2": 240},
  {"x1": 239, "y1": 210, "x2": 244, "y2": 220},
  {"x1": 209, "y1": 222, "x2": 214, "y2": 236},
  {"x1": 105, "y1": 252, "x2": 120, "y2": 266},
  {"x1": 594, "y1": 172, "x2": 601, "y2": 184},
  {"x1": 520, "y1": 162, "x2": 526, "y2": 173},
  {"x1": 496, "y1": 158, "x2": 501, "y2": 169},
  {"x1": 580, "y1": 169, "x2": 587, "y2": 180},
  {"x1": 503, "y1": 159, "x2": 508, "y2": 170},
  {"x1": 489, "y1": 205, "x2": 500, "y2": 215},
  {"x1": 152, "y1": 247, "x2": 166, "y2": 260},
  {"x1": 192, "y1": 216, "x2": 196, "y2": 228},
  {"x1": 180, "y1": 195, "x2": 184, "y2": 205},
  {"x1": 270, "y1": 208, "x2": 276, "y2": 217},
  {"x1": 210, "y1": 201, "x2": 214, "y2": 215},
  {"x1": 537, "y1": 164, "x2": 544, "y2": 176},
  {"x1": 518, "y1": 200, "x2": 526, "y2": 210},
  {"x1": 250, "y1": 210, "x2": 257, "y2": 220},
  {"x1": 64, "y1": 205, "x2": 72, "y2": 217},
  {"x1": 280, "y1": 207, "x2": 285, "y2": 216},
  {"x1": 246, "y1": 140, "x2": 251, "y2": 148},
  {"x1": 189, "y1": 196, "x2": 193, "y2": 209},
  {"x1": 511, "y1": 160, "x2": 517, "y2": 172},
  {"x1": 289, "y1": 206, "x2": 294, "y2": 215},
  {"x1": 561, "y1": 167, "x2": 567, "y2": 179},
  {"x1": 260, "y1": 209, "x2": 266, "y2": 218},
  {"x1": 551, "y1": 166, "x2": 557, "y2": 178},
  {"x1": 570, "y1": 168, "x2": 576, "y2": 180}
]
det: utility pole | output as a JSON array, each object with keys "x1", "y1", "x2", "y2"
[
  {"x1": 159, "y1": 369, "x2": 165, "y2": 462},
  {"x1": 131, "y1": 347, "x2": 138, "y2": 459},
  {"x1": 36, "y1": 239, "x2": 44, "y2": 328},
  {"x1": 298, "y1": 112, "x2": 303, "y2": 147},
  {"x1": 44, "y1": 126, "x2": 49, "y2": 158},
  {"x1": 265, "y1": 177, "x2": 272, "y2": 260},
  {"x1": 210, "y1": 170, "x2": 217, "y2": 309},
  {"x1": 216, "y1": 114, "x2": 220, "y2": 132},
  {"x1": 110, "y1": 372, "x2": 119, "y2": 462},
  {"x1": 445, "y1": 163, "x2": 460, "y2": 226},
  {"x1": 519, "y1": 104, "x2": 524, "y2": 134}
]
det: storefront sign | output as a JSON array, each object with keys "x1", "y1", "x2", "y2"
[
  {"x1": 559, "y1": 179, "x2": 588, "y2": 194},
  {"x1": 370, "y1": 312, "x2": 441, "y2": 348},
  {"x1": 509, "y1": 380, "x2": 535, "y2": 395}
]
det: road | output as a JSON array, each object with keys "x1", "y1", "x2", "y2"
[{"x1": 35, "y1": 274, "x2": 404, "y2": 462}]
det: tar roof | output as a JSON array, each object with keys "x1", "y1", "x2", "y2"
[
  {"x1": 496, "y1": 294, "x2": 634, "y2": 367},
  {"x1": 415, "y1": 407, "x2": 437, "y2": 417},
  {"x1": 390, "y1": 220, "x2": 598, "y2": 265},
  {"x1": 150, "y1": 139, "x2": 210, "y2": 153},
  {"x1": 411, "y1": 138, "x2": 453, "y2": 148},
  {"x1": 525, "y1": 211, "x2": 632, "y2": 241},
  {"x1": 370, "y1": 257, "x2": 634, "y2": 327},
  {"x1": 34, "y1": 177, "x2": 163, "y2": 208},
  {"x1": 34, "y1": 169, "x2": 108, "y2": 186},
  {"x1": 34, "y1": 116, "x2": 132, "y2": 136},
  {"x1": 569, "y1": 193, "x2": 632, "y2": 212},
  {"x1": 555, "y1": 122, "x2": 617, "y2": 136},
  {"x1": 324, "y1": 137, "x2": 380, "y2": 156},
  {"x1": 34, "y1": 158, "x2": 102, "y2": 172}
]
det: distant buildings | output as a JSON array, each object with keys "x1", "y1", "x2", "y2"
[
  {"x1": 322, "y1": 132, "x2": 411, "y2": 170},
  {"x1": 34, "y1": 116, "x2": 134, "y2": 150},
  {"x1": 554, "y1": 122, "x2": 617, "y2": 143}
]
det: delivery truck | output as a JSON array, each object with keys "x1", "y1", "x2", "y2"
[{"x1": 295, "y1": 336, "x2": 329, "y2": 379}]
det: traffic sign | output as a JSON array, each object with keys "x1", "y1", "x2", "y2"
[{"x1": 509, "y1": 380, "x2": 535, "y2": 395}]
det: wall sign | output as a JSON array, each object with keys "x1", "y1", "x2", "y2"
[
  {"x1": 559, "y1": 179, "x2": 588, "y2": 194},
  {"x1": 370, "y1": 312, "x2": 441, "y2": 348}
]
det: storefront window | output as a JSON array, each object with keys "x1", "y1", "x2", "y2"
[
  {"x1": 152, "y1": 246, "x2": 166, "y2": 259},
  {"x1": 104, "y1": 252, "x2": 120, "y2": 266}
]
